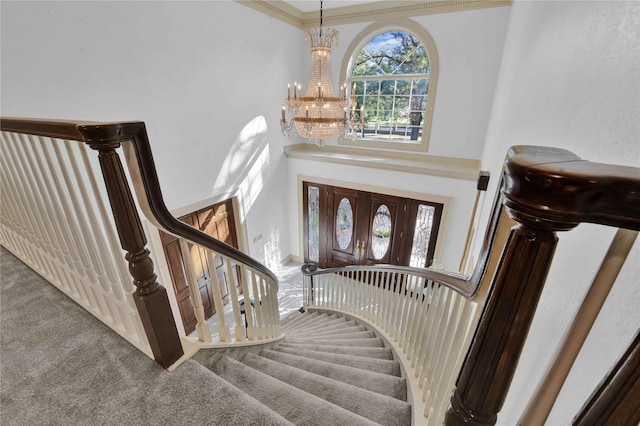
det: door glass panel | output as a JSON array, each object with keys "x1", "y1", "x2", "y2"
[
  {"x1": 410, "y1": 204, "x2": 436, "y2": 267},
  {"x1": 336, "y1": 197, "x2": 354, "y2": 250},
  {"x1": 371, "y1": 204, "x2": 392, "y2": 259},
  {"x1": 308, "y1": 186, "x2": 320, "y2": 262}
]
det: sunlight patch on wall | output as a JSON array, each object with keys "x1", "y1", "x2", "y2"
[
  {"x1": 263, "y1": 228, "x2": 282, "y2": 271},
  {"x1": 237, "y1": 143, "x2": 270, "y2": 223},
  {"x1": 212, "y1": 115, "x2": 268, "y2": 200},
  {"x1": 211, "y1": 115, "x2": 271, "y2": 224}
]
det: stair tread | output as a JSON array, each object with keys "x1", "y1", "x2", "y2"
[
  {"x1": 210, "y1": 356, "x2": 379, "y2": 426},
  {"x1": 285, "y1": 336, "x2": 386, "y2": 348},
  {"x1": 277, "y1": 342, "x2": 394, "y2": 360},
  {"x1": 291, "y1": 324, "x2": 368, "y2": 336},
  {"x1": 259, "y1": 349, "x2": 407, "y2": 401},
  {"x1": 283, "y1": 315, "x2": 350, "y2": 333},
  {"x1": 242, "y1": 352, "x2": 411, "y2": 426},
  {"x1": 287, "y1": 330, "x2": 377, "y2": 340},
  {"x1": 273, "y1": 346, "x2": 401, "y2": 376},
  {"x1": 281, "y1": 312, "x2": 328, "y2": 332}
]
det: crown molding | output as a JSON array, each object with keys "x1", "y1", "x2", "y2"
[
  {"x1": 284, "y1": 143, "x2": 481, "y2": 181},
  {"x1": 236, "y1": 0, "x2": 512, "y2": 29}
]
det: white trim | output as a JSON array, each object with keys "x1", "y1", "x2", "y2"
[
  {"x1": 235, "y1": 0, "x2": 512, "y2": 29},
  {"x1": 295, "y1": 174, "x2": 452, "y2": 267},
  {"x1": 285, "y1": 143, "x2": 480, "y2": 180}
]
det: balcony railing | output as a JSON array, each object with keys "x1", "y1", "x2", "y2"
[
  {"x1": 2, "y1": 117, "x2": 638, "y2": 425},
  {"x1": 0, "y1": 118, "x2": 281, "y2": 368}
]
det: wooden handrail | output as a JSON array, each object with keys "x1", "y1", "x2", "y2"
[
  {"x1": 0, "y1": 118, "x2": 278, "y2": 284},
  {"x1": 445, "y1": 145, "x2": 640, "y2": 425},
  {"x1": 0, "y1": 117, "x2": 278, "y2": 367},
  {"x1": 303, "y1": 173, "x2": 513, "y2": 301}
]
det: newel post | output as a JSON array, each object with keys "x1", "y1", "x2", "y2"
[
  {"x1": 445, "y1": 146, "x2": 585, "y2": 425},
  {"x1": 89, "y1": 139, "x2": 183, "y2": 368},
  {"x1": 445, "y1": 213, "x2": 572, "y2": 425}
]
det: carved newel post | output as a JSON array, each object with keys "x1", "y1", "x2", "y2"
[
  {"x1": 445, "y1": 146, "x2": 582, "y2": 425},
  {"x1": 89, "y1": 137, "x2": 183, "y2": 368},
  {"x1": 445, "y1": 214, "x2": 574, "y2": 425}
]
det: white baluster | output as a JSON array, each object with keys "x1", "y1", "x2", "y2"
[
  {"x1": 38, "y1": 137, "x2": 99, "y2": 307},
  {"x1": 225, "y1": 259, "x2": 246, "y2": 341},
  {"x1": 420, "y1": 286, "x2": 451, "y2": 392},
  {"x1": 415, "y1": 284, "x2": 444, "y2": 380},
  {"x1": 250, "y1": 269, "x2": 264, "y2": 340},
  {"x1": 178, "y1": 239, "x2": 212, "y2": 342},
  {"x1": 205, "y1": 251, "x2": 231, "y2": 342},
  {"x1": 3, "y1": 134, "x2": 55, "y2": 279},
  {"x1": 424, "y1": 291, "x2": 463, "y2": 413}
]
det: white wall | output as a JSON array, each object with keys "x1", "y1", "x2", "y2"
[
  {"x1": 475, "y1": 1, "x2": 640, "y2": 424},
  {"x1": 286, "y1": 158, "x2": 479, "y2": 270},
  {"x1": 286, "y1": 6, "x2": 512, "y2": 269},
  {"x1": 1, "y1": 1, "x2": 302, "y2": 263}
]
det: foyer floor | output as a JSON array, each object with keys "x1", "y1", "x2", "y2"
[{"x1": 190, "y1": 261, "x2": 305, "y2": 339}]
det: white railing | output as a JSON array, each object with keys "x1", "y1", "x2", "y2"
[
  {"x1": 119, "y1": 134, "x2": 282, "y2": 352},
  {"x1": 176, "y1": 237, "x2": 281, "y2": 347},
  {"x1": 0, "y1": 130, "x2": 151, "y2": 356},
  {"x1": 299, "y1": 193, "x2": 515, "y2": 425},
  {"x1": 301, "y1": 265, "x2": 482, "y2": 425},
  {"x1": 1, "y1": 119, "x2": 282, "y2": 367}
]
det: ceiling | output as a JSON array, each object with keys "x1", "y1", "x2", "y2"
[
  {"x1": 238, "y1": 0, "x2": 511, "y2": 29},
  {"x1": 283, "y1": 1, "x2": 384, "y2": 13}
]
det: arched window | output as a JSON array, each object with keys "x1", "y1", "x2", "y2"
[{"x1": 341, "y1": 21, "x2": 438, "y2": 152}]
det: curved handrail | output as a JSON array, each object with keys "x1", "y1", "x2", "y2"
[
  {"x1": 503, "y1": 145, "x2": 640, "y2": 231},
  {"x1": 0, "y1": 118, "x2": 278, "y2": 284},
  {"x1": 302, "y1": 175, "x2": 510, "y2": 300}
]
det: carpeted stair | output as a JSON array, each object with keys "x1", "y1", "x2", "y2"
[{"x1": 194, "y1": 311, "x2": 411, "y2": 426}]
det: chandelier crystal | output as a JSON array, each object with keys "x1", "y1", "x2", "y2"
[{"x1": 280, "y1": 1, "x2": 354, "y2": 145}]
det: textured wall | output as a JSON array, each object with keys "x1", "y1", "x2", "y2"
[{"x1": 476, "y1": 1, "x2": 640, "y2": 424}]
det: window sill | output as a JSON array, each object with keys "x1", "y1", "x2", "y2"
[{"x1": 284, "y1": 144, "x2": 480, "y2": 181}]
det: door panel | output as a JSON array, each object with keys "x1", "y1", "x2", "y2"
[
  {"x1": 327, "y1": 187, "x2": 362, "y2": 267},
  {"x1": 178, "y1": 214, "x2": 215, "y2": 322},
  {"x1": 160, "y1": 199, "x2": 240, "y2": 335},
  {"x1": 403, "y1": 200, "x2": 443, "y2": 267},
  {"x1": 161, "y1": 234, "x2": 196, "y2": 332},
  {"x1": 361, "y1": 194, "x2": 407, "y2": 265},
  {"x1": 303, "y1": 181, "x2": 443, "y2": 269}
]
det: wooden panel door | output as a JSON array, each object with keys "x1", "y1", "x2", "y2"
[
  {"x1": 160, "y1": 213, "x2": 214, "y2": 335},
  {"x1": 360, "y1": 193, "x2": 408, "y2": 265},
  {"x1": 303, "y1": 181, "x2": 443, "y2": 269},
  {"x1": 160, "y1": 199, "x2": 240, "y2": 335},
  {"x1": 196, "y1": 201, "x2": 242, "y2": 302},
  {"x1": 327, "y1": 186, "x2": 363, "y2": 267}
]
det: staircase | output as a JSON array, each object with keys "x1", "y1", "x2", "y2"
[{"x1": 194, "y1": 310, "x2": 412, "y2": 426}]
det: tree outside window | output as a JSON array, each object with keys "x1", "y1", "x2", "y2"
[{"x1": 342, "y1": 26, "x2": 437, "y2": 151}]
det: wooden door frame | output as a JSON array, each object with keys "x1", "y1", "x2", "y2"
[
  {"x1": 297, "y1": 175, "x2": 452, "y2": 267},
  {"x1": 147, "y1": 193, "x2": 248, "y2": 337}
]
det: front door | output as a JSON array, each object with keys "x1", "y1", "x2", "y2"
[{"x1": 303, "y1": 181, "x2": 443, "y2": 269}]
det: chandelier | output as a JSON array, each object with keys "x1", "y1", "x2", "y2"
[{"x1": 280, "y1": 1, "x2": 354, "y2": 146}]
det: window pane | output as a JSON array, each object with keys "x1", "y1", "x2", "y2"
[
  {"x1": 394, "y1": 96, "x2": 409, "y2": 112},
  {"x1": 351, "y1": 31, "x2": 430, "y2": 77},
  {"x1": 412, "y1": 79, "x2": 429, "y2": 95},
  {"x1": 365, "y1": 81, "x2": 380, "y2": 95},
  {"x1": 364, "y1": 96, "x2": 378, "y2": 110},
  {"x1": 308, "y1": 186, "x2": 320, "y2": 262},
  {"x1": 336, "y1": 198, "x2": 354, "y2": 250},
  {"x1": 395, "y1": 80, "x2": 410, "y2": 95},
  {"x1": 371, "y1": 205, "x2": 392, "y2": 259},
  {"x1": 346, "y1": 28, "x2": 435, "y2": 147},
  {"x1": 380, "y1": 80, "x2": 395, "y2": 95},
  {"x1": 410, "y1": 204, "x2": 435, "y2": 267}
]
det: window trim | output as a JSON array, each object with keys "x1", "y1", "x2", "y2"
[{"x1": 339, "y1": 19, "x2": 439, "y2": 152}]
